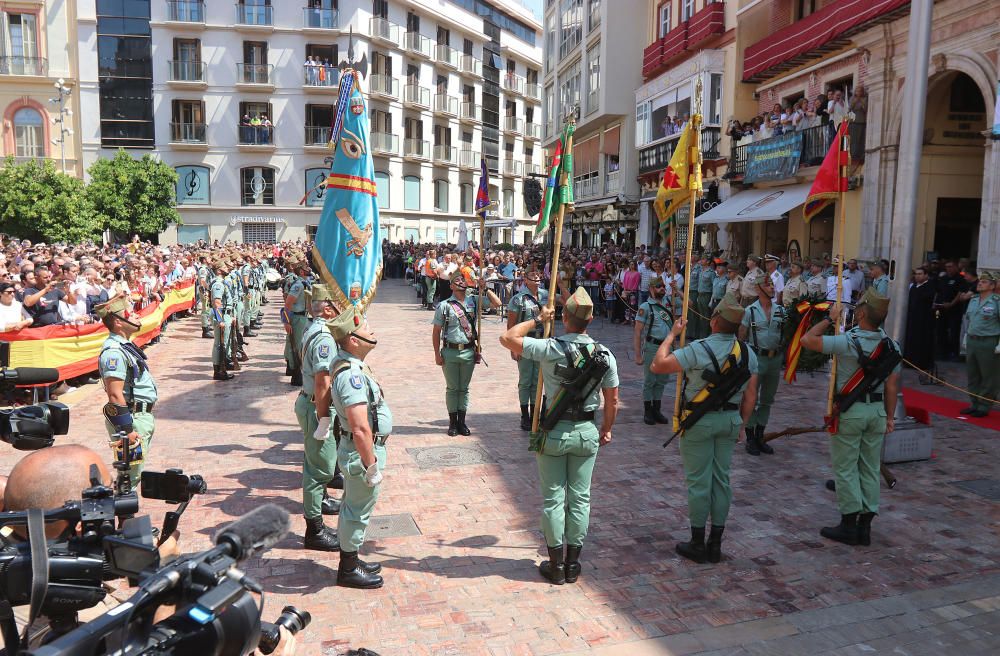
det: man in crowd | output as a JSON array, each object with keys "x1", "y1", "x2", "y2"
[
  {"x1": 420, "y1": 249, "x2": 439, "y2": 310},
  {"x1": 870, "y1": 259, "x2": 890, "y2": 296},
  {"x1": 806, "y1": 260, "x2": 827, "y2": 297},
  {"x1": 904, "y1": 265, "x2": 937, "y2": 381},
  {"x1": 22, "y1": 265, "x2": 75, "y2": 326},
  {"x1": 211, "y1": 259, "x2": 237, "y2": 381},
  {"x1": 696, "y1": 253, "x2": 716, "y2": 340},
  {"x1": 934, "y1": 259, "x2": 967, "y2": 362},
  {"x1": 783, "y1": 261, "x2": 806, "y2": 307},
  {"x1": 958, "y1": 271, "x2": 999, "y2": 417},
  {"x1": 634, "y1": 276, "x2": 672, "y2": 425},
  {"x1": 740, "y1": 276, "x2": 786, "y2": 456}
]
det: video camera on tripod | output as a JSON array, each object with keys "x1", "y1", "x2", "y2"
[{"x1": 0, "y1": 341, "x2": 69, "y2": 451}]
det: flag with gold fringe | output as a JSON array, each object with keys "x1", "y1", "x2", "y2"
[{"x1": 655, "y1": 115, "x2": 703, "y2": 238}]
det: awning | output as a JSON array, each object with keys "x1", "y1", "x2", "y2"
[{"x1": 694, "y1": 183, "x2": 810, "y2": 225}]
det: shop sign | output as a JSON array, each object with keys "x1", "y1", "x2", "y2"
[{"x1": 230, "y1": 215, "x2": 287, "y2": 226}]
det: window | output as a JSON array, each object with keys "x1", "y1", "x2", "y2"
[
  {"x1": 436, "y1": 26, "x2": 450, "y2": 46},
  {"x1": 460, "y1": 183, "x2": 473, "y2": 213},
  {"x1": 708, "y1": 73, "x2": 722, "y2": 125},
  {"x1": 559, "y1": 59, "x2": 581, "y2": 114},
  {"x1": 635, "y1": 101, "x2": 650, "y2": 147},
  {"x1": 370, "y1": 108, "x2": 392, "y2": 134},
  {"x1": 403, "y1": 175, "x2": 420, "y2": 210},
  {"x1": 588, "y1": 0, "x2": 600, "y2": 31},
  {"x1": 658, "y1": 4, "x2": 671, "y2": 38},
  {"x1": 372, "y1": 0, "x2": 388, "y2": 19},
  {"x1": 172, "y1": 38, "x2": 202, "y2": 81},
  {"x1": 238, "y1": 101, "x2": 273, "y2": 144},
  {"x1": 175, "y1": 165, "x2": 210, "y2": 205},
  {"x1": 242, "y1": 222, "x2": 277, "y2": 243},
  {"x1": 97, "y1": 1, "x2": 153, "y2": 148},
  {"x1": 306, "y1": 104, "x2": 333, "y2": 144},
  {"x1": 5, "y1": 13, "x2": 39, "y2": 72},
  {"x1": 544, "y1": 83, "x2": 555, "y2": 137},
  {"x1": 241, "y1": 166, "x2": 275, "y2": 205},
  {"x1": 304, "y1": 167, "x2": 329, "y2": 207},
  {"x1": 374, "y1": 171, "x2": 390, "y2": 209},
  {"x1": 681, "y1": 0, "x2": 694, "y2": 22},
  {"x1": 544, "y1": 21, "x2": 555, "y2": 73},
  {"x1": 12, "y1": 107, "x2": 44, "y2": 158},
  {"x1": 586, "y1": 45, "x2": 600, "y2": 115},
  {"x1": 796, "y1": 0, "x2": 816, "y2": 20},
  {"x1": 434, "y1": 179, "x2": 449, "y2": 212},
  {"x1": 559, "y1": 0, "x2": 582, "y2": 59},
  {"x1": 170, "y1": 100, "x2": 205, "y2": 142},
  {"x1": 502, "y1": 188, "x2": 513, "y2": 217},
  {"x1": 644, "y1": 82, "x2": 692, "y2": 145}
]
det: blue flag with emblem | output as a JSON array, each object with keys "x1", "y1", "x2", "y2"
[{"x1": 312, "y1": 70, "x2": 383, "y2": 313}]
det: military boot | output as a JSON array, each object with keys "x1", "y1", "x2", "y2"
[
  {"x1": 338, "y1": 551, "x2": 384, "y2": 589},
  {"x1": 745, "y1": 426, "x2": 761, "y2": 456},
  {"x1": 652, "y1": 400, "x2": 670, "y2": 424},
  {"x1": 329, "y1": 462, "x2": 345, "y2": 490},
  {"x1": 857, "y1": 512, "x2": 876, "y2": 546},
  {"x1": 303, "y1": 516, "x2": 340, "y2": 552},
  {"x1": 201, "y1": 327, "x2": 213, "y2": 339},
  {"x1": 519, "y1": 405, "x2": 531, "y2": 431},
  {"x1": 676, "y1": 526, "x2": 707, "y2": 564},
  {"x1": 321, "y1": 490, "x2": 341, "y2": 516},
  {"x1": 213, "y1": 365, "x2": 234, "y2": 381},
  {"x1": 643, "y1": 401, "x2": 656, "y2": 425},
  {"x1": 565, "y1": 545, "x2": 582, "y2": 583},
  {"x1": 447, "y1": 412, "x2": 458, "y2": 436},
  {"x1": 290, "y1": 369, "x2": 303, "y2": 387},
  {"x1": 539, "y1": 545, "x2": 565, "y2": 585},
  {"x1": 357, "y1": 558, "x2": 382, "y2": 575},
  {"x1": 456, "y1": 411, "x2": 471, "y2": 436},
  {"x1": 706, "y1": 525, "x2": 725, "y2": 563},
  {"x1": 820, "y1": 513, "x2": 859, "y2": 545},
  {"x1": 244, "y1": 326, "x2": 258, "y2": 338},
  {"x1": 757, "y1": 426, "x2": 775, "y2": 455}
]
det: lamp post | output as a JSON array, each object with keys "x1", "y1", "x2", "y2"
[{"x1": 49, "y1": 78, "x2": 73, "y2": 174}]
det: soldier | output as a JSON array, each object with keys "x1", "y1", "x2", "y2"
[
  {"x1": 432, "y1": 273, "x2": 501, "y2": 436},
  {"x1": 783, "y1": 261, "x2": 806, "y2": 307},
  {"x1": 687, "y1": 253, "x2": 703, "y2": 338},
  {"x1": 633, "y1": 277, "x2": 672, "y2": 425},
  {"x1": 696, "y1": 254, "x2": 715, "y2": 340},
  {"x1": 806, "y1": 260, "x2": 827, "y2": 297},
  {"x1": 284, "y1": 255, "x2": 311, "y2": 386},
  {"x1": 96, "y1": 294, "x2": 158, "y2": 485},
  {"x1": 296, "y1": 283, "x2": 342, "y2": 552},
  {"x1": 764, "y1": 254, "x2": 784, "y2": 305},
  {"x1": 328, "y1": 307, "x2": 391, "y2": 589},
  {"x1": 709, "y1": 259, "x2": 728, "y2": 311},
  {"x1": 739, "y1": 276, "x2": 786, "y2": 455},
  {"x1": 281, "y1": 254, "x2": 301, "y2": 377},
  {"x1": 499, "y1": 288, "x2": 619, "y2": 585},
  {"x1": 870, "y1": 259, "x2": 890, "y2": 296},
  {"x1": 508, "y1": 269, "x2": 556, "y2": 431},
  {"x1": 740, "y1": 255, "x2": 764, "y2": 306},
  {"x1": 958, "y1": 271, "x2": 999, "y2": 417},
  {"x1": 725, "y1": 262, "x2": 743, "y2": 300},
  {"x1": 650, "y1": 294, "x2": 759, "y2": 564},
  {"x1": 240, "y1": 256, "x2": 258, "y2": 338},
  {"x1": 211, "y1": 260, "x2": 236, "y2": 381},
  {"x1": 197, "y1": 254, "x2": 213, "y2": 339}
]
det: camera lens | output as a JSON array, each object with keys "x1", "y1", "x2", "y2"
[{"x1": 258, "y1": 606, "x2": 311, "y2": 654}]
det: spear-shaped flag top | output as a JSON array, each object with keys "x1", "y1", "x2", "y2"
[
  {"x1": 475, "y1": 158, "x2": 491, "y2": 216},
  {"x1": 654, "y1": 115, "x2": 702, "y2": 238},
  {"x1": 804, "y1": 120, "x2": 850, "y2": 223},
  {"x1": 535, "y1": 121, "x2": 575, "y2": 241}
]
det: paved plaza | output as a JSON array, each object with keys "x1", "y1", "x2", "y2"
[{"x1": 13, "y1": 280, "x2": 1000, "y2": 656}]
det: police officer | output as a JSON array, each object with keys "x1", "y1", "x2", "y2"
[
  {"x1": 432, "y1": 273, "x2": 501, "y2": 436},
  {"x1": 499, "y1": 288, "x2": 619, "y2": 585},
  {"x1": 800, "y1": 289, "x2": 900, "y2": 546},
  {"x1": 739, "y1": 276, "x2": 786, "y2": 455},
  {"x1": 211, "y1": 260, "x2": 235, "y2": 381},
  {"x1": 650, "y1": 294, "x2": 759, "y2": 564},
  {"x1": 633, "y1": 277, "x2": 672, "y2": 425},
  {"x1": 296, "y1": 283, "x2": 342, "y2": 552},
  {"x1": 96, "y1": 294, "x2": 158, "y2": 484},
  {"x1": 508, "y1": 269, "x2": 550, "y2": 431},
  {"x1": 958, "y1": 271, "x2": 999, "y2": 417},
  {"x1": 328, "y1": 307, "x2": 391, "y2": 589},
  {"x1": 284, "y1": 255, "x2": 311, "y2": 387}
]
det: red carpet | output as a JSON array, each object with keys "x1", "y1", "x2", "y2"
[{"x1": 903, "y1": 387, "x2": 1000, "y2": 432}]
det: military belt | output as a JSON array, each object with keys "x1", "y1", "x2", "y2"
[
  {"x1": 646, "y1": 336, "x2": 664, "y2": 346},
  {"x1": 561, "y1": 408, "x2": 596, "y2": 422},
  {"x1": 757, "y1": 348, "x2": 780, "y2": 358},
  {"x1": 292, "y1": 311, "x2": 307, "y2": 316},
  {"x1": 686, "y1": 401, "x2": 738, "y2": 412},
  {"x1": 968, "y1": 334, "x2": 999, "y2": 341},
  {"x1": 298, "y1": 391, "x2": 315, "y2": 404},
  {"x1": 443, "y1": 341, "x2": 471, "y2": 350},
  {"x1": 857, "y1": 392, "x2": 884, "y2": 403},
  {"x1": 348, "y1": 432, "x2": 390, "y2": 447},
  {"x1": 129, "y1": 401, "x2": 155, "y2": 413}
]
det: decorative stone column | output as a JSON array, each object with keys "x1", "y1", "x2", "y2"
[{"x1": 978, "y1": 137, "x2": 1000, "y2": 273}]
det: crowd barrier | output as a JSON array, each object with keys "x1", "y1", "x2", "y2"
[{"x1": 1, "y1": 280, "x2": 196, "y2": 382}]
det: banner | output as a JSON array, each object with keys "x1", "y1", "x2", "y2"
[
  {"x1": 1, "y1": 280, "x2": 196, "y2": 382},
  {"x1": 744, "y1": 131, "x2": 803, "y2": 184}
]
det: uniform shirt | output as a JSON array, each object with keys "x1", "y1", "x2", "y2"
[
  {"x1": 433, "y1": 294, "x2": 482, "y2": 345},
  {"x1": 300, "y1": 319, "x2": 337, "y2": 394},
  {"x1": 99, "y1": 333, "x2": 158, "y2": 404},
  {"x1": 287, "y1": 277, "x2": 306, "y2": 312},
  {"x1": 741, "y1": 268, "x2": 764, "y2": 298},
  {"x1": 520, "y1": 333, "x2": 619, "y2": 412},
  {"x1": 698, "y1": 267, "x2": 715, "y2": 294},
  {"x1": 742, "y1": 301, "x2": 786, "y2": 352},
  {"x1": 783, "y1": 275, "x2": 805, "y2": 306},
  {"x1": 330, "y1": 353, "x2": 393, "y2": 436},
  {"x1": 508, "y1": 288, "x2": 550, "y2": 335},
  {"x1": 965, "y1": 293, "x2": 1000, "y2": 337},
  {"x1": 210, "y1": 278, "x2": 230, "y2": 312},
  {"x1": 872, "y1": 274, "x2": 890, "y2": 296},
  {"x1": 673, "y1": 333, "x2": 759, "y2": 403},
  {"x1": 806, "y1": 273, "x2": 827, "y2": 296},
  {"x1": 637, "y1": 299, "x2": 672, "y2": 342},
  {"x1": 726, "y1": 275, "x2": 743, "y2": 299},
  {"x1": 711, "y1": 274, "x2": 729, "y2": 305},
  {"x1": 821, "y1": 327, "x2": 901, "y2": 394}
]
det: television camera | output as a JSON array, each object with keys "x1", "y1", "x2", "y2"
[{"x1": 0, "y1": 341, "x2": 69, "y2": 452}]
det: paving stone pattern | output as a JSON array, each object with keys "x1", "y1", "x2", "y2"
[{"x1": 12, "y1": 280, "x2": 999, "y2": 656}]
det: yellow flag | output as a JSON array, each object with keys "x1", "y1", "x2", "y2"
[{"x1": 653, "y1": 115, "x2": 703, "y2": 228}]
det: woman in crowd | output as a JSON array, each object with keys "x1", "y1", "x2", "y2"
[{"x1": 622, "y1": 260, "x2": 641, "y2": 326}]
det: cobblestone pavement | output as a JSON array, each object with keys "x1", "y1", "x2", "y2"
[{"x1": 10, "y1": 280, "x2": 999, "y2": 656}]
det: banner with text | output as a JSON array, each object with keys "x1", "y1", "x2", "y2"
[{"x1": 744, "y1": 132, "x2": 803, "y2": 184}]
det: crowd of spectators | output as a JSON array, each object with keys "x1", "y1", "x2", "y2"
[
  {"x1": 240, "y1": 113, "x2": 274, "y2": 144},
  {"x1": 725, "y1": 85, "x2": 867, "y2": 147}
]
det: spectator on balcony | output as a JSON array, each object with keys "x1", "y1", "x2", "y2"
[
  {"x1": 790, "y1": 99, "x2": 807, "y2": 131},
  {"x1": 849, "y1": 84, "x2": 868, "y2": 124},
  {"x1": 801, "y1": 99, "x2": 821, "y2": 130},
  {"x1": 827, "y1": 89, "x2": 848, "y2": 131},
  {"x1": 814, "y1": 94, "x2": 829, "y2": 126},
  {"x1": 305, "y1": 55, "x2": 318, "y2": 85},
  {"x1": 322, "y1": 59, "x2": 334, "y2": 85},
  {"x1": 261, "y1": 115, "x2": 273, "y2": 143},
  {"x1": 241, "y1": 114, "x2": 253, "y2": 144},
  {"x1": 661, "y1": 115, "x2": 677, "y2": 138},
  {"x1": 725, "y1": 119, "x2": 745, "y2": 142},
  {"x1": 766, "y1": 104, "x2": 784, "y2": 136}
]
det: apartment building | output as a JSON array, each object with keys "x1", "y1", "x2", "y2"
[
  {"x1": 541, "y1": 0, "x2": 645, "y2": 248},
  {"x1": 76, "y1": 0, "x2": 541, "y2": 246},
  {"x1": 0, "y1": 1, "x2": 82, "y2": 176}
]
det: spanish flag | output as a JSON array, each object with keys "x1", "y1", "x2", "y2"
[
  {"x1": 803, "y1": 120, "x2": 850, "y2": 223},
  {"x1": 654, "y1": 114, "x2": 702, "y2": 234}
]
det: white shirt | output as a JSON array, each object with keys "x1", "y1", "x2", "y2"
[
  {"x1": 69, "y1": 281, "x2": 91, "y2": 317},
  {"x1": 826, "y1": 275, "x2": 853, "y2": 303},
  {"x1": 0, "y1": 300, "x2": 28, "y2": 330}
]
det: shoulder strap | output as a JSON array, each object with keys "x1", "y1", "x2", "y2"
[
  {"x1": 449, "y1": 299, "x2": 478, "y2": 340},
  {"x1": 748, "y1": 306, "x2": 760, "y2": 350}
]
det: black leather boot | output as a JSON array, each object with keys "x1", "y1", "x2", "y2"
[
  {"x1": 857, "y1": 512, "x2": 875, "y2": 546},
  {"x1": 456, "y1": 410, "x2": 471, "y2": 436},
  {"x1": 237, "y1": 347, "x2": 249, "y2": 362},
  {"x1": 285, "y1": 364, "x2": 293, "y2": 377},
  {"x1": 643, "y1": 401, "x2": 655, "y2": 425},
  {"x1": 338, "y1": 551, "x2": 384, "y2": 588},
  {"x1": 244, "y1": 326, "x2": 258, "y2": 338},
  {"x1": 358, "y1": 558, "x2": 383, "y2": 575},
  {"x1": 290, "y1": 370, "x2": 303, "y2": 387},
  {"x1": 520, "y1": 405, "x2": 531, "y2": 431},
  {"x1": 201, "y1": 327, "x2": 213, "y2": 338},
  {"x1": 329, "y1": 462, "x2": 345, "y2": 490},
  {"x1": 707, "y1": 525, "x2": 725, "y2": 563},
  {"x1": 321, "y1": 490, "x2": 341, "y2": 516},
  {"x1": 303, "y1": 516, "x2": 340, "y2": 552},
  {"x1": 825, "y1": 479, "x2": 836, "y2": 492},
  {"x1": 652, "y1": 400, "x2": 670, "y2": 424},
  {"x1": 758, "y1": 425, "x2": 775, "y2": 455},
  {"x1": 447, "y1": 412, "x2": 458, "y2": 436},
  {"x1": 565, "y1": 545, "x2": 582, "y2": 583},
  {"x1": 213, "y1": 365, "x2": 234, "y2": 381},
  {"x1": 676, "y1": 526, "x2": 707, "y2": 563},
  {"x1": 539, "y1": 545, "x2": 565, "y2": 585},
  {"x1": 745, "y1": 425, "x2": 761, "y2": 455},
  {"x1": 821, "y1": 513, "x2": 859, "y2": 545}
]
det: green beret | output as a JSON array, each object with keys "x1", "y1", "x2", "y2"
[
  {"x1": 95, "y1": 294, "x2": 130, "y2": 319},
  {"x1": 326, "y1": 306, "x2": 362, "y2": 341},
  {"x1": 712, "y1": 293, "x2": 745, "y2": 324},
  {"x1": 565, "y1": 287, "x2": 594, "y2": 320}
]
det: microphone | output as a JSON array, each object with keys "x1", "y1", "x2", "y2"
[
  {"x1": 213, "y1": 504, "x2": 290, "y2": 561},
  {"x1": 1, "y1": 367, "x2": 60, "y2": 385}
]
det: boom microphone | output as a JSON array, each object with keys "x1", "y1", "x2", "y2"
[
  {"x1": 1, "y1": 367, "x2": 60, "y2": 385},
  {"x1": 214, "y1": 504, "x2": 290, "y2": 561}
]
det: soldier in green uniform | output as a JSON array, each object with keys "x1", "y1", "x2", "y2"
[
  {"x1": 870, "y1": 260, "x2": 890, "y2": 296},
  {"x1": 197, "y1": 254, "x2": 213, "y2": 339},
  {"x1": 281, "y1": 254, "x2": 301, "y2": 378},
  {"x1": 240, "y1": 256, "x2": 258, "y2": 338},
  {"x1": 687, "y1": 254, "x2": 703, "y2": 339},
  {"x1": 295, "y1": 283, "x2": 342, "y2": 552},
  {"x1": 211, "y1": 260, "x2": 236, "y2": 381},
  {"x1": 499, "y1": 288, "x2": 619, "y2": 585},
  {"x1": 650, "y1": 294, "x2": 759, "y2": 564},
  {"x1": 633, "y1": 277, "x2": 672, "y2": 425},
  {"x1": 285, "y1": 256, "x2": 311, "y2": 387},
  {"x1": 431, "y1": 273, "x2": 501, "y2": 436},
  {"x1": 696, "y1": 254, "x2": 716, "y2": 340},
  {"x1": 710, "y1": 259, "x2": 729, "y2": 311},
  {"x1": 958, "y1": 272, "x2": 999, "y2": 417},
  {"x1": 739, "y1": 276, "x2": 786, "y2": 456},
  {"x1": 801, "y1": 289, "x2": 900, "y2": 546},
  {"x1": 96, "y1": 294, "x2": 158, "y2": 485},
  {"x1": 328, "y1": 307, "x2": 391, "y2": 589}
]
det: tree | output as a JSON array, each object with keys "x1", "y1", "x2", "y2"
[
  {"x1": 87, "y1": 150, "x2": 181, "y2": 238},
  {"x1": 0, "y1": 157, "x2": 99, "y2": 242}
]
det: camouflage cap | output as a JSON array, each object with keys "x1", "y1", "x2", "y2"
[
  {"x1": 94, "y1": 294, "x2": 131, "y2": 320},
  {"x1": 565, "y1": 286, "x2": 594, "y2": 320},
  {"x1": 326, "y1": 305, "x2": 362, "y2": 341},
  {"x1": 712, "y1": 292, "x2": 746, "y2": 324},
  {"x1": 747, "y1": 254, "x2": 762, "y2": 265},
  {"x1": 858, "y1": 288, "x2": 890, "y2": 314}
]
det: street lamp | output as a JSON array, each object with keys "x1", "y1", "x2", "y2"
[{"x1": 49, "y1": 78, "x2": 72, "y2": 174}]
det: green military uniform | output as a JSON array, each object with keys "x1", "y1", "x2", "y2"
[
  {"x1": 963, "y1": 275, "x2": 999, "y2": 415},
  {"x1": 211, "y1": 264, "x2": 234, "y2": 373},
  {"x1": 636, "y1": 280, "x2": 672, "y2": 423},
  {"x1": 872, "y1": 274, "x2": 889, "y2": 296},
  {"x1": 742, "y1": 297, "x2": 786, "y2": 449},
  {"x1": 197, "y1": 260, "x2": 213, "y2": 336},
  {"x1": 508, "y1": 286, "x2": 550, "y2": 423},
  {"x1": 687, "y1": 260, "x2": 703, "y2": 338},
  {"x1": 287, "y1": 265, "x2": 310, "y2": 385},
  {"x1": 710, "y1": 268, "x2": 729, "y2": 310},
  {"x1": 433, "y1": 286, "x2": 484, "y2": 433},
  {"x1": 696, "y1": 262, "x2": 715, "y2": 340}
]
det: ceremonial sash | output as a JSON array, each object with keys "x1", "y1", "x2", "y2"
[
  {"x1": 783, "y1": 298, "x2": 832, "y2": 383},
  {"x1": 448, "y1": 300, "x2": 476, "y2": 342}
]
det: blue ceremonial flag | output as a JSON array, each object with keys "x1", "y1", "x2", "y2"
[
  {"x1": 475, "y1": 158, "x2": 490, "y2": 215},
  {"x1": 312, "y1": 71, "x2": 382, "y2": 313}
]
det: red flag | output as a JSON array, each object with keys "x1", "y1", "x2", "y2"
[{"x1": 803, "y1": 121, "x2": 850, "y2": 223}]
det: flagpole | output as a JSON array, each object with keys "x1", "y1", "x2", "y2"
[
  {"x1": 531, "y1": 115, "x2": 575, "y2": 434},
  {"x1": 826, "y1": 118, "x2": 850, "y2": 419},
  {"x1": 475, "y1": 200, "x2": 497, "y2": 357}
]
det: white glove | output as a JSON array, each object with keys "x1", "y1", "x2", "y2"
[
  {"x1": 364, "y1": 462, "x2": 383, "y2": 487},
  {"x1": 313, "y1": 416, "x2": 331, "y2": 441}
]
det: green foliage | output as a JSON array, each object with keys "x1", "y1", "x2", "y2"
[
  {"x1": 0, "y1": 157, "x2": 99, "y2": 242},
  {"x1": 86, "y1": 150, "x2": 181, "y2": 237}
]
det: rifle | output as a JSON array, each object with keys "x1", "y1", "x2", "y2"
[
  {"x1": 762, "y1": 424, "x2": 896, "y2": 488},
  {"x1": 229, "y1": 318, "x2": 242, "y2": 371}
]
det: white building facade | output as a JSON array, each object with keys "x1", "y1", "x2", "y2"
[{"x1": 76, "y1": 0, "x2": 541, "y2": 245}]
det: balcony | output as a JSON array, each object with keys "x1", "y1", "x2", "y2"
[
  {"x1": 525, "y1": 162, "x2": 543, "y2": 175},
  {"x1": 302, "y1": 6, "x2": 338, "y2": 31},
  {"x1": 458, "y1": 149, "x2": 480, "y2": 169},
  {"x1": 459, "y1": 102, "x2": 481, "y2": 123},
  {"x1": 0, "y1": 56, "x2": 47, "y2": 76},
  {"x1": 169, "y1": 122, "x2": 206, "y2": 144},
  {"x1": 642, "y1": 22, "x2": 688, "y2": 81},
  {"x1": 402, "y1": 84, "x2": 430, "y2": 109},
  {"x1": 525, "y1": 82, "x2": 541, "y2": 101},
  {"x1": 573, "y1": 174, "x2": 600, "y2": 199},
  {"x1": 303, "y1": 64, "x2": 340, "y2": 90},
  {"x1": 237, "y1": 122, "x2": 274, "y2": 147},
  {"x1": 502, "y1": 159, "x2": 522, "y2": 177},
  {"x1": 459, "y1": 55, "x2": 482, "y2": 78},
  {"x1": 403, "y1": 138, "x2": 430, "y2": 160},
  {"x1": 503, "y1": 116, "x2": 523, "y2": 134},
  {"x1": 167, "y1": 60, "x2": 205, "y2": 85},
  {"x1": 404, "y1": 32, "x2": 432, "y2": 58},
  {"x1": 369, "y1": 17, "x2": 401, "y2": 46},
  {"x1": 503, "y1": 73, "x2": 525, "y2": 96},
  {"x1": 166, "y1": 1, "x2": 205, "y2": 24},
  {"x1": 305, "y1": 125, "x2": 329, "y2": 147},
  {"x1": 371, "y1": 132, "x2": 398, "y2": 156},
  {"x1": 433, "y1": 144, "x2": 457, "y2": 165},
  {"x1": 524, "y1": 122, "x2": 541, "y2": 141},
  {"x1": 638, "y1": 126, "x2": 722, "y2": 176},
  {"x1": 727, "y1": 123, "x2": 866, "y2": 180},
  {"x1": 687, "y1": 2, "x2": 725, "y2": 51},
  {"x1": 235, "y1": 3, "x2": 273, "y2": 29},
  {"x1": 236, "y1": 63, "x2": 273, "y2": 88},
  {"x1": 369, "y1": 74, "x2": 399, "y2": 100},
  {"x1": 605, "y1": 169, "x2": 620, "y2": 194},
  {"x1": 435, "y1": 44, "x2": 459, "y2": 68},
  {"x1": 743, "y1": 0, "x2": 909, "y2": 82},
  {"x1": 433, "y1": 94, "x2": 458, "y2": 116}
]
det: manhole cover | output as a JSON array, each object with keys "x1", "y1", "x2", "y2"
[
  {"x1": 406, "y1": 445, "x2": 495, "y2": 469},
  {"x1": 950, "y1": 479, "x2": 1000, "y2": 501},
  {"x1": 366, "y1": 513, "x2": 421, "y2": 539}
]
